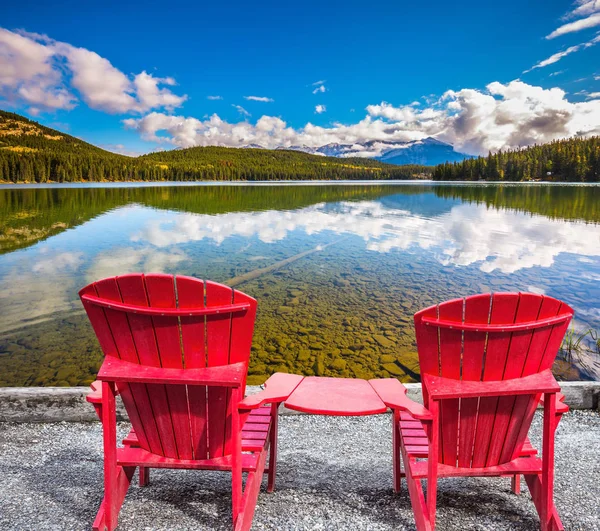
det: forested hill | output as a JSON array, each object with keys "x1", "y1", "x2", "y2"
[
  {"x1": 0, "y1": 110, "x2": 429, "y2": 183},
  {"x1": 433, "y1": 136, "x2": 600, "y2": 182}
]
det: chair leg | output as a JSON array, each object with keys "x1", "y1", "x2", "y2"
[
  {"x1": 402, "y1": 452, "x2": 433, "y2": 531},
  {"x1": 511, "y1": 474, "x2": 521, "y2": 495},
  {"x1": 392, "y1": 409, "x2": 402, "y2": 493},
  {"x1": 267, "y1": 402, "x2": 278, "y2": 493},
  {"x1": 139, "y1": 467, "x2": 150, "y2": 487},
  {"x1": 234, "y1": 448, "x2": 268, "y2": 531},
  {"x1": 426, "y1": 400, "x2": 439, "y2": 530},
  {"x1": 525, "y1": 393, "x2": 563, "y2": 531},
  {"x1": 94, "y1": 382, "x2": 135, "y2": 531}
]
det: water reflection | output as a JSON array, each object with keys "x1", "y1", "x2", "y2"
[
  {"x1": 135, "y1": 201, "x2": 600, "y2": 273},
  {"x1": 0, "y1": 183, "x2": 599, "y2": 386}
]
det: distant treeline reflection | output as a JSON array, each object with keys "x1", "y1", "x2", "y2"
[{"x1": 1, "y1": 183, "x2": 599, "y2": 255}]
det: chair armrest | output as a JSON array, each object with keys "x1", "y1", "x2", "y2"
[
  {"x1": 541, "y1": 392, "x2": 569, "y2": 414},
  {"x1": 423, "y1": 369, "x2": 561, "y2": 400},
  {"x1": 97, "y1": 357, "x2": 246, "y2": 387},
  {"x1": 368, "y1": 378, "x2": 433, "y2": 421},
  {"x1": 86, "y1": 380, "x2": 103, "y2": 404},
  {"x1": 239, "y1": 373, "x2": 304, "y2": 410}
]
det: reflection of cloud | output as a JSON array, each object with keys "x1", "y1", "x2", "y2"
[
  {"x1": 86, "y1": 247, "x2": 187, "y2": 282},
  {"x1": 31, "y1": 251, "x2": 84, "y2": 274},
  {"x1": 0, "y1": 251, "x2": 85, "y2": 333},
  {"x1": 135, "y1": 202, "x2": 600, "y2": 273}
]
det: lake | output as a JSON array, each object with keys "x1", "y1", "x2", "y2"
[{"x1": 1, "y1": 182, "x2": 599, "y2": 387}]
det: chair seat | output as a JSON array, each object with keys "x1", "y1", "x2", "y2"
[
  {"x1": 123, "y1": 405, "x2": 273, "y2": 454},
  {"x1": 398, "y1": 411, "x2": 538, "y2": 459}
]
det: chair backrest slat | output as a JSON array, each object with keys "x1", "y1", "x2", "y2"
[
  {"x1": 145, "y1": 274, "x2": 193, "y2": 460},
  {"x1": 92, "y1": 277, "x2": 162, "y2": 455},
  {"x1": 205, "y1": 280, "x2": 235, "y2": 458},
  {"x1": 116, "y1": 274, "x2": 179, "y2": 458},
  {"x1": 80, "y1": 274, "x2": 257, "y2": 461},
  {"x1": 438, "y1": 299, "x2": 462, "y2": 466},
  {"x1": 414, "y1": 292, "x2": 573, "y2": 469},
  {"x1": 457, "y1": 293, "x2": 491, "y2": 467},
  {"x1": 177, "y1": 276, "x2": 208, "y2": 459}
]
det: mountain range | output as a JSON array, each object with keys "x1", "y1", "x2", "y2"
[{"x1": 269, "y1": 137, "x2": 470, "y2": 166}]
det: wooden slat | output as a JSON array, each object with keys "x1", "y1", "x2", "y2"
[
  {"x1": 489, "y1": 293, "x2": 543, "y2": 466},
  {"x1": 177, "y1": 276, "x2": 208, "y2": 460},
  {"x1": 471, "y1": 293, "x2": 519, "y2": 468},
  {"x1": 225, "y1": 288, "x2": 256, "y2": 455},
  {"x1": 242, "y1": 423, "x2": 269, "y2": 433},
  {"x1": 81, "y1": 293, "x2": 249, "y2": 316},
  {"x1": 206, "y1": 281, "x2": 234, "y2": 458},
  {"x1": 368, "y1": 378, "x2": 432, "y2": 420},
  {"x1": 458, "y1": 293, "x2": 491, "y2": 467},
  {"x1": 413, "y1": 304, "x2": 439, "y2": 407},
  {"x1": 411, "y1": 456, "x2": 543, "y2": 479},
  {"x1": 117, "y1": 274, "x2": 178, "y2": 459},
  {"x1": 93, "y1": 278, "x2": 160, "y2": 455},
  {"x1": 421, "y1": 313, "x2": 571, "y2": 332},
  {"x1": 145, "y1": 274, "x2": 193, "y2": 460},
  {"x1": 116, "y1": 446, "x2": 259, "y2": 471},
  {"x1": 438, "y1": 298, "x2": 463, "y2": 466},
  {"x1": 98, "y1": 357, "x2": 245, "y2": 386}
]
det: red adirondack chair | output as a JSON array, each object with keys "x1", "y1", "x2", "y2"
[
  {"x1": 79, "y1": 273, "x2": 277, "y2": 531},
  {"x1": 372, "y1": 292, "x2": 573, "y2": 531}
]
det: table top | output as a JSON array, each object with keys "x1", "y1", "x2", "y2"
[{"x1": 284, "y1": 376, "x2": 388, "y2": 416}]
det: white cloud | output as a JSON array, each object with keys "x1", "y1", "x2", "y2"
[
  {"x1": 232, "y1": 104, "x2": 251, "y2": 117},
  {"x1": 312, "y1": 80, "x2": 326, "y2": 86},
  {"x1": 244, "y1": 96, "x2": 274, "y2": 102},
  {"x1": 124, "y1": 80, "x2": 600, "y2": 156},
  {"x1": 0, "y1": 27, "x2": 186, "y2": 114},
  {"x1": 312, "y1": 84, "x2": 326, "y2": 94},
  {"x1": 563, "y1": 0, "x2": 600, "y2": 19},
  {"x1": 587, "y1": 92, "x2": 600, "y2": 98},
  {"x1": 315, "y1": 104, "x2": 326, "y2": 114},
  {"x1": 0, "y1": 28, "x2": 76, "y2": 110},
  {"x1": 525, "y1": 34, "x2": 600, "y2": 72},
  {"x1": 124, "y1": 81, "x2": 600, "y2": 156},
  {"x1": 207, "y1": 95, "x2": 223, "y2": 100},
  {"x1": 547, "y1": 13, "x2": 600, "y2": 39}
]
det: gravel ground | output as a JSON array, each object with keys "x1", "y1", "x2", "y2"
[{"x1": 0, "y1": 410, "x2": 598, "y2": 531}]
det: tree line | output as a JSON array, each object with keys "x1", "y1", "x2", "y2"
[
  {"x1": 433, "y1": 136, "x2": 600, "y2": 182},
  {"x1": 0, "y1": 111, "x2": 429, "y2": 183}
]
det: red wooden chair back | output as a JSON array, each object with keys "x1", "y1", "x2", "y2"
[
  {"x1": 414, "y1": 292, "x2": 573, "y2": 469},
  {"x1": 79, "y1": 273, "x2": 257, "y2": 461}
]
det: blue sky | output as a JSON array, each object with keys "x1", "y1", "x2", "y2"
[{"x1": 1, "y1": 0, "x2": 600, "y2": 156}]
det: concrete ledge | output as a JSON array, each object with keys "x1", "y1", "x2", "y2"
[{"x1": 0, "y1": 381, "x2": 597, "y2": 423}]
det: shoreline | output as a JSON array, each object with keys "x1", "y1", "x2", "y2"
[
  {"x1": 2, "y1": 179, "x2": 600, "y2": 188},
  {"x1": 1, "y1": 381, "x2": 597, "y2": 422}
]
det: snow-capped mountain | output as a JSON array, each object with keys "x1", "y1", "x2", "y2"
[{"x1": 248, "y1": 137, "x2": 469, "y2": 166}]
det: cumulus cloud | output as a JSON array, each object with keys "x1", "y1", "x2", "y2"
[
  {"x1": 312, "y1": 84, "x2": 326, "y2": 94},
  {"x1": 0, "y1": 28, "x2": 76, "y2": 110},
  {"x1": 207, "y1": 95, "x2": 223, "y2": 100},
  {"x1": 525, "y1": 34, "x2": 600, "y2": 72},
  {"x1": 244, "y1": 96, "x2": 274, "y2": 102},
  {"x1": 315, "y1": 104, "x2": 326, "y2": 114},
  {"x1": 125, "y1": 80, "x2": 600, "y2": 156},
  {"x1": 0, "y1": 27, "x2": 186, "y2": 114}
]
